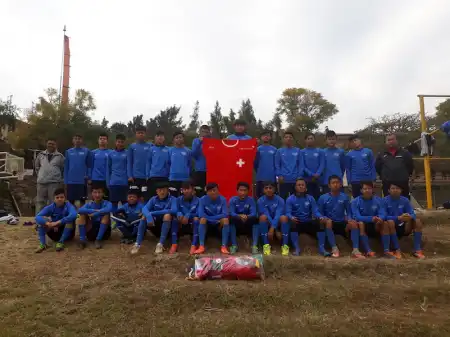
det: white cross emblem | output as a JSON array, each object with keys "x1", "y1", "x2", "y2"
[{"x1": 236, "y1": 158, "x2": 245, "y2": 167}]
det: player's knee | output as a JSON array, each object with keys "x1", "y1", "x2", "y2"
[
  {"x1": 259, "y1": 215, "x2": 268, "y2": 222},
  {"x1": 325, "y1": 219, "x2": 333, "y2": 229},
  {"x1": 163, "y1": 214, "x2": 172, "y2": 222},
  {"x1": 386, "y1": 220, "x2": 396, "y2": 231},
  {"x1": 358, "y1": 222, "x2": 366, "y2": 235},
  {"x1": 76, "y1": 215, "x2": 86, "y2": 224},
  {"x1": 200, "y1": 218, "x2": 207, "y2": 225},
  {"x1": 280, "y1": 215, "x2": 288, "y2": 223},
  {"x1": 101, "y1": 215, "x2": 110, "y2": 224},
  {"x1": 193, "y1": 217, "x2": 199, "y2": 222},
  {"x1": 414, "y1": 219, "x2": 423, "y2": 231},
  {"x1": 221, "y1": 218, "x2": 229, "y2": 226}
]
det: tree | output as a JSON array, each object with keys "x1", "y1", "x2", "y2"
[
  {"x1": 110, "y1": 122, "x2": 128, "y2": 135},
  {"x1": 265, "y1": 112, "x2": 283, "y2": 147},
  {"x1": 223, "y1": 108, "x2": 236, "y2": 135},
  {"x1": 356, "y1": 113, "x2": 422, "y2": 135},
  {"x1": 127, "y1": 114, "x2": 144, "y2": 136},
  {"x1": 0, "y1": 96, "x2": 18, "y2": 141},
  {"x1": 146, "y1": 106, "x2": 185, "y2": 141},
  {"x1": 435, "y1": 99, "x2": 450, "y2": 125},
  {"x1": 209, "y1": 101, "x2": 225, "y2": 138},
  {"x1": 187, "y1": 100, "x2": 200, "y2": 133},
  {"x1": 101, "y1": 117, "x2": 109, "y2": 129},
  {"x1": 276, "y1": 88, "x2": 338, "y2": 133}
]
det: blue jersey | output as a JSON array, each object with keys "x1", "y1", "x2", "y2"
[
  {"x1": 351, "y1": 196, "x2": 385, "y2": 223},
  {"x1": 275, "y1": 147, "x2": 302, "y2": 183},
  {"x1": 285, "y1": 194, "x2": 321, "y2": 222},
  {"x1": 229, "y1": 196, "x2": 257, "y2": 217},
  {"x1": 169, "y1": 146, "x2": 192, "y2": 181},
  {"x1": 176, "y1": 195, "x2": 200, "y2": 218},
  {"x1": 198, "y1": 195, "x2": 228, "y2": 222},
  {"x1": 89, "y1": 148, "x2": 111, "y2": 181},
  {"x1": 257, "y1": 195, "x2": 285, "y2": 226},
  {"x1": 147, "y1": 145, "x2": 170, "y2": 178},
  {"x1": 107, "y1": 149, "x2": 128, "y2": 186},
  {"x1": 35, "y1": 201, "x2": 77, "y2": 225},
  {"x1": 115, "y1": 202, "x2": 145, "y2": 223},
  {"x1": 322, "y1": 147, "x2": 346, "y2": 185},
  {"x1": 192, "y1": 137, "x2": 209, "y2": 172},
  {"x1": 441, "y1": 121, "x2": 450, "y2": 137},
  {"x1": 254, "y1": 144, "x2": 277, "y2": 182},
  {"x1": 127, "y1": 142, "x2": 152, "y2": 179},
  {"x1": 345, "y1": 148, "x2": 376, "y2": 183},
  {"x1": 383, "y1": 195, "x2": 416, "y2": 221},
  {"x1": 78, "y1": 200, "x2": 113, "y2": 222},
  {"x1": 143, "y1": 195, "x2": 177, "y2": 220},
  {"x1": 300, "y1": 148, "x2": 325, "y2": 181},
  {"x1": 317, "y1": 192, "x2": 352, "y2": 222},
  {"x1": 64, "y1": 147, "x2": 90, "y2": 184},
  {"x1": 227, "y1": 134, "x2": 252, "y2": 140}
]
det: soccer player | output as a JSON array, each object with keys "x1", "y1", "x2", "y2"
[
  {"x1": 351, "y1": 181, "x2": 386, "y2": 257},
  {"x1": 318, "y1": 175, "x2": 364, "y2": 258},
  {"x1": 107, "y1": 134, "x2": 129, "y2": 211},
  {"x1": 191, "y1": 125, "x2": 211, "y2": 197},
  {"x1": 196, "y1": 182, "x2": 228, "y2": 254},
  {"x1": 322, "y1": 130, "x2": 346, "y2": 194},
  {"x1": 346, "y1": 135, "x2": 376, "y2": 198},
  {"x1": 132, "y1": 181, "x2": 177, "y2": 255},
  {"x1": 76, "y1": 186, "x2": 113, "y2": 249},
  {"x1": 275, "y1": 131, "x2": 302, "y2": 199},
  {"x1": 64, "y1": 134, "x2": 90, "y2": 206},
  {"x1": 384, "y1": 183, "x2": 425, "y2": 259},
  {"x1": 35, "y1": 188, "x2": 77, "y2": 253},
  {"x1": 147, "y1": 130, "x2": 170, "y2": 197},
  {"x1": 229, "y1": 182, "x2": 257, "y2": 254},
  {"x1": 254, "y1": 130, "x2": 277, "y2": 198},
  {"x1": 227, "y1": 119, "x2": 252, "y2": 140},
  {"x1": 88, "y1": 133, "x2": 111, "y2": 199},
  {"x1": 168, "y1": 131, "x2": 192, "y2": 197},
  {"x1": 441, "y1": 120, "x2": 450, "y2": 138},
  {"x1": 300, "y1": 133, "x2": 324, "y2": 200},
  {"x1": 176, "y1": 181, "x2": 200, "y2": 255},
  {"x1": 127, "y1": 126, "x2": 152, "y2": 199},
  {"x1": 111, "y1": 189, "x2": 145, "y2": 244},
  {"x1": 257, "y1": 182, "x2": 287, "y2": 256}
]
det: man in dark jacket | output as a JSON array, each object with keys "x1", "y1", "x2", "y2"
[{"x1": 375, "y1": 134, "x2": 414, "y2": 198}]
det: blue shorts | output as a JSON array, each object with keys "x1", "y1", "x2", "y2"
[
  {"x1": 395, "y1": 220, "x2": 409, "y2": 237},
  {"x1": 331, "y1": 221, "x2": 348, "y2": 237},
  {"x1": 67, "y1": 184, "x2": 86, "y2": 202},
  {"x1": 109, "y1": 185, "x2": 128, "y2": 203}
]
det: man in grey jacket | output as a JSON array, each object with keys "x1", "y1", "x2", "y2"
[{"x1": 35, "y1": 138, "x2": 65, "y2": 213}]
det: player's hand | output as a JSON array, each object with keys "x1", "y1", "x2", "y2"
[
  {"x1": 242, "y1": 214, "x2": 248, "y2": 221},
  {"x1": 278, "y1": 176, "x2": 284, "y2": 184},
  {"x1": 88, "y1": 213, "x2": 95, "y2": 218},
  {"x1": 268, "y1": 227, "x2": 275, "y2": 241},
  {"x1": 320, "y1": 217, "x2": 328, "y2": 224},
  {"x1": 292, "y1": 217, "x2": 300, "y2": 224},
  {"x1": 348, "y1": 219, "x2": 358, "y2": 227},
  {"x1": 373, "y1": 216, "x2": 383, "y2": 224},
  {"x1": 128, "y1": 177, "x2": 134, "y2": 183},
  {"x1": 402, "y1": 213, "x2": 412, "y2": 221}
]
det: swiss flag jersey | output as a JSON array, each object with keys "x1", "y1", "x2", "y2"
[{"x1": 203, "y1": 138, "x2": 257, "y2": 201}]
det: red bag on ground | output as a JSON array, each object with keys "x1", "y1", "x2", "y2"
[{"x1": 187, "y1": 255, "x2": 264, "y2": 281}]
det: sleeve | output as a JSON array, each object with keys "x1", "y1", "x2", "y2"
[
  {"x1": 88, "y1": 150, "x2": 95, "y2": 180},
  {"x1": 191, "y1": 139, "x2": 202, "y2": 160},
  {"x1": 176, "y1": 198, "x2": 183, "y2": 218},
  {"x1": 114, "y1": 204, "x2": 127, "y2": 217},
  {"x1": 316, "y1": 149, "x2": 325, "y2": 176},
  {"x1": 35, "y1": 205, "x2": 53, "y2": 225},
  {"x1": 198, "y1": 198, "x2": 206, "y2": 218},
  {"x1": 34, "y1": 154, "x2": 41, "y2": 175},
  {"x1": 403, "y1": 151, "x2": 414, "y2": 176},
  {"x1": 285, "y1": 197, "x2": 293, "y2": 219},
  {"x1": 339, "y1": 150, "x2": 346, "y2": 177},
  {"x1": 345, "y1": 153, "x2": 352, "y2": 183},
  {"x1": 275, "y1": 150, "x2": 281, "y2": 177},
  {"x1": 375, "y1": 152, "x2": 383, "y2": 176},
  {"x1": 368, "y1": 150, "x2": 376, "y2": 181},
  {"x1": 384, "y1": 198, "x2": 397, "y2": 221},
  {"x1": 229, "y1": 198, "x2": 238, "y2": 217},
  {"x1": 60, "y1": 203, "x2": 78, "y2": 224},
  {"x1": 146, "y1": 148, "x2": 152, "y2": 178},
  {"x1": 345, "y1": 197, "x2": 353, "y2": 220},
  {"x1": 106, "y1": 154, "x2": 111, "y2": 187},
  {"x1": 254, "y1": 148, "x2": 260, "y2": 172},
  {"x1": 351, "y1": 199, "x2": 372, "y2": 223},
  {"x1": 93, "y1": 201, "x2": 113, "y2": 216},
  {"x1": 64, "y1": 151, "x2": 69, "y2": 184},
  {"x1": 85, "y1": 150, "x2": 91, "y2": 178},
  {"x1": 257, "y1": 198, "x2": 265, "y2": 217},
  {"x1": 170, "y1": 197, "x2": 178, "y2": 215},
  {"x1": 300, "y1": 151, "x2": 310, "y2": 177},
  {"x1": 317, "y1": 196, "x2": 325, "y2": 218},
  {"x1": 272, "y1": 197, "x2": 284, "y2": 227},
  {"x1": 208, "y1": 198, "x2": 228, "y2": 220},
  {"x1": 311, "y1": 197, "x2": 322, "y2": 218},
  {"x1": 78, "y1": 203, "x2": 92, "y2": 215},
  {"x1": 249, "y1": 198, "x2": 257, "y2": 218},
  {"x1": 127, "y1": 145, "x2": 133, "y2": 179},
  {"x1": 142, "y1": 199, "x2": 153, "y2": 220},
  {"x1": 377, "y1": 199, "x2": 386, "y2": 220},
  {"x1": 405, "y1": 199, "x2": 417, "y2": 220}
]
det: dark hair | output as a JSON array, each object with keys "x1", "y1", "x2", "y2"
[
  {"x1": 155, "y1": 181, "x2": 170, "y2": 189},
  {"x1": 295, "y1": 178, "x2": 306, "y2": 184},
  {"x1": 116, "y1": 134, "x2": 126, "y2": 141},
  {"x1": 326, "y1": 130, "x2": 337, "y2": 138},
  {"x1": 262, "y1": 181, "x2": 275, "y2": 188},
  {"x1": 205, "y1": 182, "x2": 219, "y2": 191},
  {"x1": 348, "y1": 134, "x2": 360, "y2": 142},
  {"x1": 236, "y1": 182, "x2": 250, "y2": 190},
  {"x1": 181, "y1": 181, "x2": 194, "y2": 190},
  {"x1": 200, "y1": 125, "x2": 210, "y2": 130},
  {"x1": 233, "y1": 119, "x2": 246, "y2": 126},
  {"x1": 173, "y1": 131, "x2": 184, "y2": 139},
  {"x1": 54, "y1": 187, "x2": 65, "y2": 197},
  {"x1": 283, "y1": 131, "x2": 294, "y2": 137},
  {"x1": 304, "y1": 132, "x2": 315, "y2": 140},
  {"x1": 73, "y1": 134, "x2": 83, "y2": 138},
  {"x1": 92, "y1": 186, "x2": 104, "y2": 192},
  {"x1": 156, "y1": 130, "x2": 165, "y2": 136},
  {"x1": 99, "y1": 133, "x2": 108, "y2": 139},
  {"x1": 328, "y1": 175, "x2": 342, "y2": 183},
  {"x1": 388, "y1": 182, "x2": 402, "y2": 189},
  {"x1": 135, "y1": 126, "x2": 146, "y2": 133},
  {"x1": 127, "y1": 189, "x2": 140, "y2": 197},
  {"x1": 260, "y1": 130, "x2": 271, "y2": 137},
  {"x1": 47, "y1": 138, "x2": 57, "y2": 143},
  {"x1": 361, "y1": 181, "x2": 374, "y2": 189}
]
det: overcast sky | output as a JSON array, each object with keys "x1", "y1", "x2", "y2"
[{"x1": 1, "y1": 0, "x2": 450, "y2": 132}]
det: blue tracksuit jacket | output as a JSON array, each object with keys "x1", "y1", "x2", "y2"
[
  {"x1": 257, "y1": 195, "x2": 285, "y2": 227},
  {"x1": 300, "y1": 148, "x2": 325, "y2": 182},
  {"x1": 143, "y1": 195, "x2": 177, "y2": 220},
  {"x1": 285, "y1": 194, "x2": 321, "y2": 222},
  {"x1": 35, "y1": 201, "x2": 78, "y2": 225},
  {"x1": 254, "y1": 145, "x2": 277, "y2": 182},
  {"x1": 317, "y1": 192, "x2": 352, "y2": 222},
  {"x1": 191, "y1": 137, "x2": 210, "y2": 172},
  {"x1": 227, "y1": 134, "x2": 252, "y2": 140},
  {"x1": 78, "y1": 200, "x2": 113, "y2": 222},
  {"x1": 229, "y1": 196, "x2": 257, "y2": 217},
  {"x1": 89, "y1": 148, "x2": 111, "y2": 181},
  {"x1": 169, "y1": 146, "x2": 192, "y2": 181},
  {"x1": 351, "y1": 196, "x2": 385, "y2": 223},
  {"x1": 107, "y1": 149, "x2": 128, "y2": 186},
  {"x1": 147, "y1": 145, "x2": 170, "y2": 178},
  {"x1": 383, "y1": 195, "x2": 416, "y2": 221},
  {"x1": 275, "y1": 147, "x2": 302, "y2": 183},
  {"x1": 198, "y1": 195, "x2": 228, "y2": 222},
  {"x1": 322, "y1": 147, "x2": 346, "y2": 185},
  {"x1": 115, "y1": 202, "x2": 145, "y2": 223},
  {"x1": 345, "y1": 148, "x2": 376, "y2": 183},
  {"x1": 64, "y1": 147, "x2": 90, "y2": 184},
  {"x1": 176, "y1": 195, "x2": 200, "y2": 218},
  {"x1": 127, "y1": 142, "x2": 152, "y2": 179}
]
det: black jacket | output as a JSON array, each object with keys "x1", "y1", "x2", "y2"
[{"x1": 375, "y1": 148, "x2": 414, "y2": 182}]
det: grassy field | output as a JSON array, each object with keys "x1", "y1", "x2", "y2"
[{"x1": 1, "y1": 221, "x2": 450, "y2": 337}]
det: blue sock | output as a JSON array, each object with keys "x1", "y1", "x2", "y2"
[
  {"x1": 192, "y1": 220, "x2": 199, "y2": 246},
  {"x1": 96, "y1": 223, "x2": 109, "y2": 241},
  {"x1": 281, "y1": 221, "x2": 290, "y2": 246},
  {"x1": 290, "y1": 232, "x2": 300, "y2": 253},
  {"x1": 136, "y1": 220, "x2": 147, "y2": 245},
  {"x1": 59, "y1": 226, "x2": 73, "y2": 243},
  {"x1": 390, "y1": 234, "x2": 400, "y2": 251},
  {"x1": 78, "y1": 224, "x2": 87, "y2": 241},
  {"x1": 350, "y1": 229, "x2": 360, "y2": 249},
  {"x1": 360, "y1": 235, "x2": 371, "y2": 252},
  {"x1": 199, "y1": 224, "x2": 207, "y2": 246},
  {"x1": 222, "y1": 225, "x2": 230, "y2": 246},
  {"x1": 230, "y1": 224, "x2": 237, "y2": 246},
  {"x1": 159, "y1": 221, "x2": 170, "y2": 244},
  {"x1": 317, "y1": 231, "x2": 326, "y2": 254},
  {"x1": 259, "y1": 221, "x2": 269, "y2": 245},
  {"x1": 171, "y1": 220, "x2": 178, "y2": 245},
  {"x1": 38, "y1": 226, "x2": 46, "y2": 245},
  {"x1": 325, "y1": 228, "x2": 336, "y2": 248},
  {"x1": 414, "y1": 232, "x2": 422, "y2": 251},
  {"x1": 252, "y1": 224, "x2": 259, "y2": 247},
  {"x1": 381, "y1": 234, "x2": 390, "y2": 253}
]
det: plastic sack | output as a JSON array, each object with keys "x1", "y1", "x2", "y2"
[{"x1": 187, "y1": 255, "x2": 264, "y2": 281}]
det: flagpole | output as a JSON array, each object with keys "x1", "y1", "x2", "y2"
[{"x1": 58, "y1": 25, "x2": 66, "y2": 105}]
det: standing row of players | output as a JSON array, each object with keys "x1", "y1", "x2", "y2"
[{"x1": 35, "y1": 175, "x2": 424, "y2": 259}]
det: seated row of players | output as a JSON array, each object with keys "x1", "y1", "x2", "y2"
[{"x1": 35, "y1": 176, "x2": 424, "y2": 259}]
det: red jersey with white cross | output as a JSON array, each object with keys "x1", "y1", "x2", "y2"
[{"x1": 203, "y1": 138, "x2": 257, "y2": 201}]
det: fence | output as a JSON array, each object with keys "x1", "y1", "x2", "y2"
[{"x1": 0, "y1": 152, "x2": 25, "y2": 180}]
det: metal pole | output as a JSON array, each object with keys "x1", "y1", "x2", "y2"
[{"x1": 418, "y1": 96, "x2": 433, "y2": 209}]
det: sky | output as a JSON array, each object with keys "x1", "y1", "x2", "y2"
[{"x1": 1, "y1": 0, "x2": 450, "y2": 132}]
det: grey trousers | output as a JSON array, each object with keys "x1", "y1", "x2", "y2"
[{"x1": 36, "y1": 183, "x2": 62, "y2": 214}]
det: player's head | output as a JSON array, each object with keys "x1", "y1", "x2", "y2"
[
  {"x1": 181, "y1": 181, "x2": 194, "y2": 198},
  {"x1": 295, "y1": 178, "x2": 307, "y2": 194},
  {"x1": 92, "y1": 186, "x2": 104, "y2": 201},
  {"x1": 348, "y1": 134, "x2": 362, "y2": 149},
  {"x1": 115, "y1": 134, "x2": 126, "y2": 149},
  {"x1": 283, "y1": 131, "x2": 294, "y2": 146},
  {"x1": 205, "y1": 182, "x2": 219, "y2": 200},
  {"x1": 304, "y1": 133, "x2": 315, "y2": 147},
  {"x1": 360, "y1": 181, "x2": 374, "y2": 199},
  {"x1": 326, "y1": 130, "x2": 337, "y2": 147},
  {"x1": 263, "y1": 181, "x2": 275, "y2": 197},
  {"x1": 260, "y1": 130, "x2": 271, "y2": 144},
  {"x1": 233, "y1": 119, "x2": 246, "y2": 134},
  {"x1": 155, "y1": 181, "x2": 169, "y2": 199},
  {"x1": 155, "y1": 130, "x2": 165, "y2": 145},
  {"x1": 237, "y1": 181, "x2": 250, "y2": 199},
  {"x1": 328, "y1": 175, "x2": 342, "y2": 192},
  {"x1": 53, "y1": 187, "x2": 66, "y2": 206},
  {"x1": 127, "y1": 189, "x2": 140, "y2": 205},
  {"x1": 386, "y1": 133, "x2": 398, "y2": 149},
  {"x1": 199, "y1": 125, "x2": 211, "y2": 138},
  {"x1": 388, "y1": 183, "x2": 402, "y2": 198},
  {"x1": 98, "y1": 133, "x2": 108, "y2": 147},
  {"x1": 135, "y1": 126, "x2": 146, "y2": 142},
  {"x1": 72, "y1": 134, "x2": 83, "y2": 147},
  {"x1": 173, "y1": 131, "x2": 185, "y2": 146}
]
